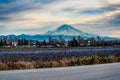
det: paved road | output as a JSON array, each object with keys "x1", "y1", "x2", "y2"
[{"x1": 0, "y1": 63, "x2": 120, "y2": 80}]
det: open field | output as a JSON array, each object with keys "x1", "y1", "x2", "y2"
[
  {"x1": 0, "y1": 47, "x2": 120, "y2": 70},
  {"x1": 0, "y1": 47, "x2": 119, "y2": 54},
  {"x1": 0, "y1": 48, "x2": 120, "y2": 62},
  {"x1": 0, "y1": 47, "x2": 120, "y2": 62},
  {"x1": 0, "y1": 55, "x2": 120, "y2": 70},
  {"x1": 0, "y1": 46, "x2": 119, "y2": 50}
]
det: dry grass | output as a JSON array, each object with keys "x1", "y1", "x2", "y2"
[{"x1": 0, "y1": 55, "x2": 120, "y2": 70}]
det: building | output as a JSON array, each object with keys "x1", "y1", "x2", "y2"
[{"x1": 12, "y1": 41, "x2": 18, "y2": 47}]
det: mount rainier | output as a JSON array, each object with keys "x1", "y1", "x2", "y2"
[{"x1": 0, "y1": 24, "x2": 119, "y2": 41}]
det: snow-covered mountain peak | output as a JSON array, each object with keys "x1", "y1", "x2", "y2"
[
  {"x1": 56, "y1": 24, "x2": 82, "y2": 32},
  {"x1": 45, "y1": 24, "x2": 83, "y2": 35}
]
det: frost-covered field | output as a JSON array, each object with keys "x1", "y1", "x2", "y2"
[
  {"x1": 0, "y1": 63, "x2": 120, "y2": 80},
  {"x1": 0, "y1": 47, "x2": 120, "y2": 62},
  {"x1": 0, "y1": 47, "x2": 119, "y2": 54}
]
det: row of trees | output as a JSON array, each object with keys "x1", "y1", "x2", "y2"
[
  {"x1": 68, "y1": 36, "x2": 120, "y2": 47},
  {"x1": 0, "y1": 36, "x2": 120, "y2": 47}
]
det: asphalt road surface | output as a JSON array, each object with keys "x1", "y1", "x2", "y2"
[{"x1": 0, "y1": 63, "x2": 120, "y2": 80}]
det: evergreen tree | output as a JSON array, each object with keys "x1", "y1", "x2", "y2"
[
  {"x1": 72, "y1": 37, "x2": 78, "y2": 47},
  {"x1": 23, "y1": 39, "x2": 29, "y2": 45},
  {"x1": 18, "y1": 39, "x2": 21, "y2": 46},
  {"x1": 0, "y1": 40, "x2": 3, "y2": 46},
  {"x1": 43, "y1": 40, "x2": 47, "y2": 46},
  {"x1": 36, "y1": 40, "x2": 41, "y2": 46}
]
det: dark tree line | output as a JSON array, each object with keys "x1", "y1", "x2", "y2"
[
  {"x1": 68, "y1": 36, "x2": 120, "y2": 47},
  {"x1": 0, "y1": 36, "x2": 120, "y2": 47}
]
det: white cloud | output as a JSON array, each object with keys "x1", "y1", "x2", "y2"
[
  {"x1": 0, "y1": 0, "x2": 120, "y2": 37},
  {"x1": 106, "y1": 0, "x2": 120, "y2": 4},
  {"x1": 108, "y1": 30, "x2": 120, "y2": 38}
]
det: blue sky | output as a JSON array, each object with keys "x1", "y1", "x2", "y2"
[{"x1": 0, "y1": 0, "x2": 120, "y2": 37}]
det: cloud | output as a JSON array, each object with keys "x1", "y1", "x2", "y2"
[
  {"x1": 90, "y1": 10, "x2": 120, "y2": 25},
  {"x1": 110, "y1": 31, "x2": 120, "y2": 38},
  {"x1": 0, "y1": 0, "x2": 59, "y2": 15},
  {"x1": 0, "y1": 0, "x2": 15, "y2": 3},
  {"x1": 80, "y1": 10, "x2": 104, "y2": 15},
  {"x1": 0, "y1": 0, "x2": 120, "y2": 37},
  {"x1": 105, "y1": 0, "x2": 120, "y2": 4}
]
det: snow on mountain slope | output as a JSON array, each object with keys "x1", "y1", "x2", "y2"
[
  {"x1": 46, "y1": 24, "x2": 81, "y2": 35},
  {"x1": 45, "y1": 24, "x2": 97, "y2": 38}
]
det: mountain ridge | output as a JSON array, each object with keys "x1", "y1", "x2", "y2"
[{"x1": 0, "y1": 24, "x2": 120, "y2": 41}]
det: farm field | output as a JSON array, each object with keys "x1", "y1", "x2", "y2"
[
  {"x1": 0, "y1": 47, "x2": 120, "y2": 62},
  {"x1": 0, "y1": 47, "x2": 120, "y2": 70}
]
